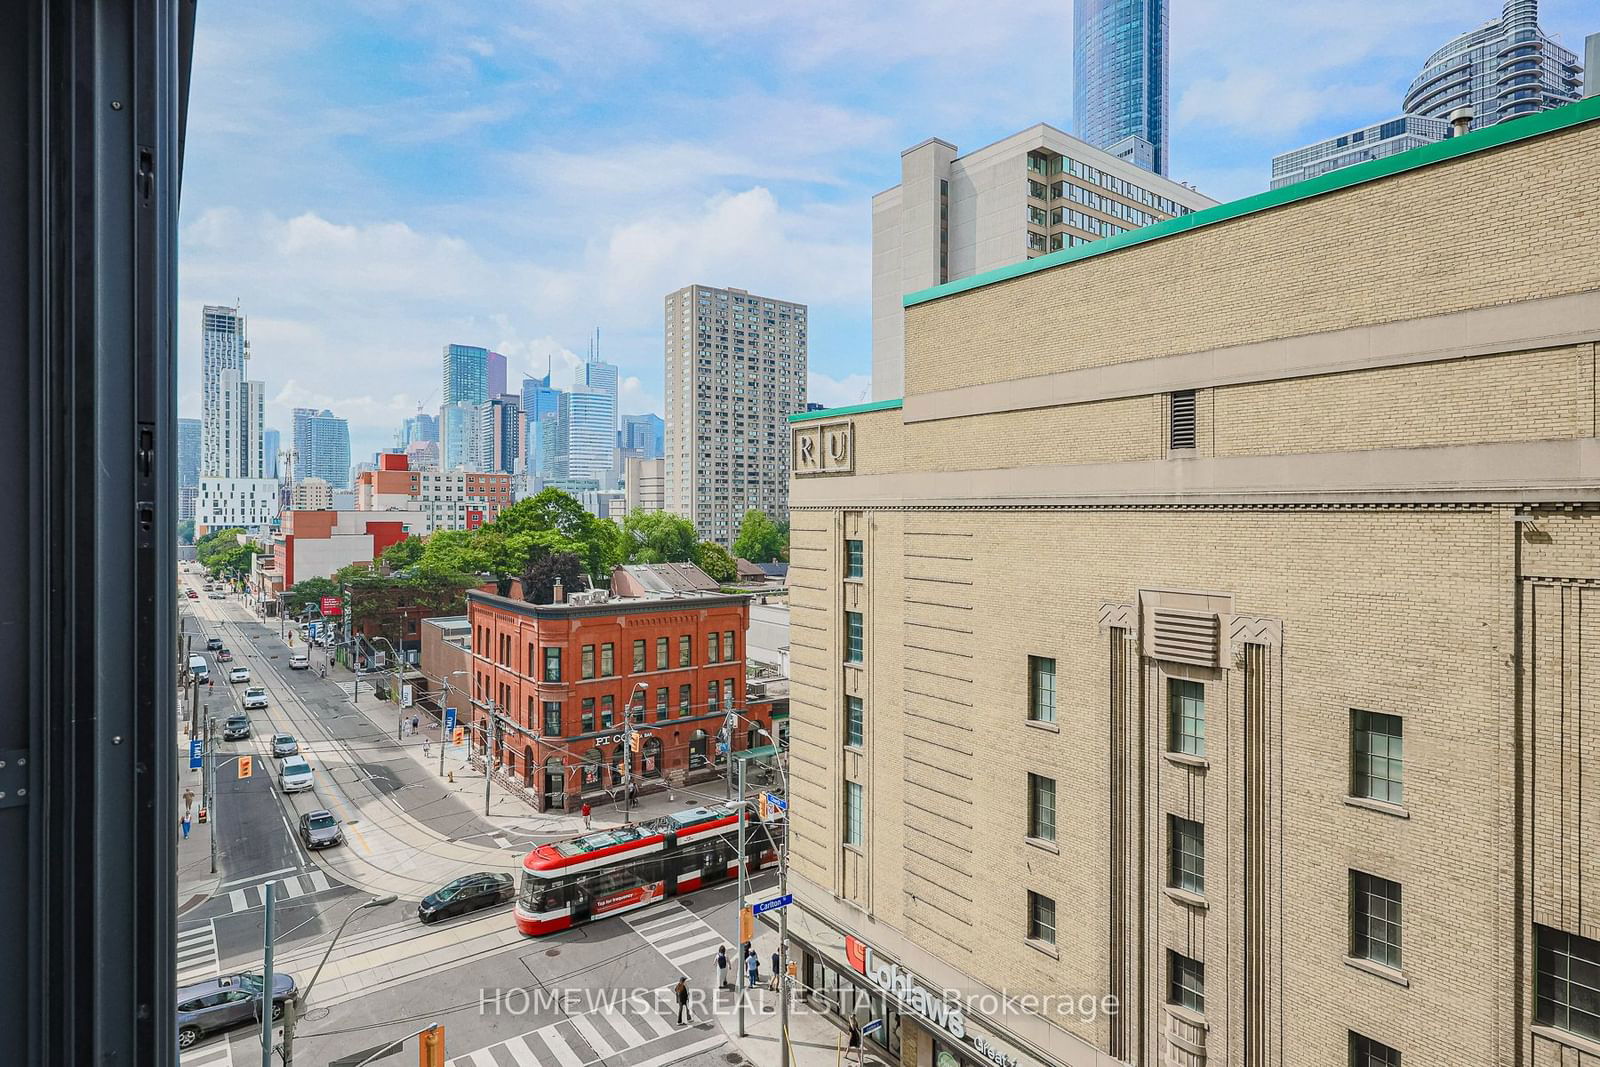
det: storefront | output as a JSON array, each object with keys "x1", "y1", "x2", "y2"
[{"x1": 775, "y1": 903, "x2": 1043, "y2": 1067}]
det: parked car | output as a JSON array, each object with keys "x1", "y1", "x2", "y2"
[
  {"x1": 205, "y1": 637, "x2": 223, "y2": 651},
  {"x1": 417, "y1": 872, "x2": 515, "y2": 924},
  {"x1": 222, "y1": 715, "x2": 251, "y2": 741},
  {"x1": 270, "y1": 733, "x2": 298, "y2": 757},
  {"x1": 216, "y1": 648, "x2": 232, "y2": 662},
  {"x1": 242, "y1": 686, "x2": 269, "y2": 710},
  {"x1": 228, "y1": 666, "x2": 250, "y2": 684},
  {"x1": 187, "y1": 654, "x2": 209, "y2": 683},
  {"x1": 176, "y1": 972, "x2": 296, "y2": 1051},
  {"x1": 299, "y1": 809, "x2": 342, "y2": 849},
  {"x1": 278, "y1": 757, "x2": 314, "y2": 794},
  {"x1": 288, "y1": 652, "x2": 309, "y2": 670}
]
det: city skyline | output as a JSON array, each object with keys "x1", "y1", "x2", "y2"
[{"x1": 173, "y1": 1, "x2": 1595, "y2": 461}]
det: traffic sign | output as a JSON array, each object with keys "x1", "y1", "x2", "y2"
[
  {"x1": 443, "y1": 707, "x2": 457, "y2": 733},
  {"x1": 763, "y1": 791, "x2": 787, "y2": 812},
  {"x1": 753, "y1": 894, "x2": 793, "y2": 916},
  {"x1": 237, "y1": 755, "x2": 253, "y2": 779},
  {"x1": 189, "y1": 739, "x2": 203, "y2": 770},
  {"x1": 863, "y1": 1020, "x2": 884, "y2": 1036}
]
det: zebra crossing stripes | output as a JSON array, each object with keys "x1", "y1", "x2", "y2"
[
  {"x1": 176, "y1": 921, "x2": 219, "y2": 986},
  {"x1": 625, "y1": 903, "x2": 725, "y2": 969},
  {"x1": 179, "y1": 1037, "x2": 233, "y2": 1066},
  {"x1": 225, "y1": 868, "x2": 333, "y2": 913},
  {"x1": 446, "y1": 1001, "x2": 704, "y2": 1067}
]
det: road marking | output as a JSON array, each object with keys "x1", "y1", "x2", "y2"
[
  {"x1": 175, "y1": 921, "x2": 219, "y2": 986},
  {"x1": 631, "y1": 1036, "x2": 726, "y2": 1067},
  {"x1": 567, "y1": 1013, "x2": 615, "y2": 1057},
  {"x1": 540, "y1": 1022, "x2": 584, "y2": 1067},
  {"x1": 601, "y1": 1005, "x2": 648, "y2": 1046},
  {"x1": 501, "y1": 1035, "x2": 541, "y2": 1067},
  {"x1": 227, "y1": 889, "x2": 248, "y2": 912},
  {"x1": 219, "y1": 867, "x2": 296, "y2": 889},
  {"x1": 179, "y1": 1038, "x2": 234, "y2": 1066},
  {"x1": 219, "y1": 872, "x2": 342, "y2": 914},
  {"x1": 626, "y1": 904, "x2": 725, "y2": 968}
]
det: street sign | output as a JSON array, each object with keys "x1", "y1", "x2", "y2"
[
  {"x1": 764, "y1": 791, "x2": 787, "y2": 812},
  {"x1": 237, "y1": 755, "x2": 253, "y2": 779},
  {"x1": 188, "y1": 739, "x2": 203, "y2": 770},
  {"x1": 863, "y1": 1020, "x2": 884, "y2": 1036},
  {"x1": 753, "y1": 894, "x2": 793, "y2": 916},
  {"x1": 320, "y1": 594, "x2": 342, "y2": 616},
  {"x1": 401, "y1": 684, "x2": 414, "y2": 708},
  {"x1": 443, "y1": 707, "x2": 457, "y2": 733}
]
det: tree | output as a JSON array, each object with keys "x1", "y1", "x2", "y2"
[
  {"x1": 733, "y1": 510, "x2": 786, "y2": 563},
  {"x1": 417, "y1": 528, "x2": 486, "y2": 578},
  {"x1": 282, "y1": 576, "x2": 338, "y2": 618},
  {"x1": 380, "y1": 535, "x2": 425, "y2": 571},
  {"x1": 195, "y1": 527, "x2": 246, "y2": 573},
  {"x1": 694, "y1": 540, "x2": 737, "y2": 584},
  {"x1": 178, "y1": 519, "x2": 195, "y2": 545},
  {"x1": 521, "y1": 551, "x2": 586, "y2": 605},
  {"x1": 622, "y1": 510, "x2": 698, "y2": 564}
]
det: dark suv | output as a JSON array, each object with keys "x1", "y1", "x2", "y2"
[
  {"x1": 418, "y1": 872, "x2": 515, "y2": 923},
  {"x1": 222, "y1": 715, "x2": 251, "y2": 741},
  {"x1": 205, "y1": 637, "x2": 223, "y2": 651},
  {"x1": 176, "y1": 972, "x2": 296, "y2": 1050}
]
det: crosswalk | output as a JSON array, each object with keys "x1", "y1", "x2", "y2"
[
  {"x1": 625, "y1": 903, "x2": 726, "y2": 970},
  {"x1": 176, "y1": 920, "x2": 219, "y2": 986},
  {"x1": 179, "y1": 1038, "x2": 234, "y2": 1067},
  {"x1": 448, "y1": 1001, "x2": 722, "y2": 1067},
  {"x1": 226, "y1": 868, "x2": 334, "y2": 913}
]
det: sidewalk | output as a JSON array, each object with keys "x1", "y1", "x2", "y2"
[{"x1": 175, "y1": 708, "x2": 220, "y2": 912}]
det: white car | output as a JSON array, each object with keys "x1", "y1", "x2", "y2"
[
  {"x1": 289, "y1": 652, "x2": 309, "y2": 670},
  {"x1": 279, "y1": 757, "x2": 315, "y2": 794},
  {"x1": 241, "y1": 686, "x2": 268, "y2": 710},
  {"x1": 228, "y1": 666, "x2": 250, "y2": 684}
]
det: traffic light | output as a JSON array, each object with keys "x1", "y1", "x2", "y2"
[
  {"x1": 237, "y1": 755, "x2": 253, "y2": 779},
  {"x1": 739, "y1": 905, "x2": 754, "y2": 944},
  {"x1": 452, "y1": 726, "x2": 464, "y2": 745},
  {"x1": 630, "y1": 730, "x2": 642, "y2": 753},
  {"x1": 419, "y1": 1024, "x2": 444, "y2": 1067}
]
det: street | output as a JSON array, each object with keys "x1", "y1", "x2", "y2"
[{"x1": 174, "y1": 572, "x2": 782, "y2": 1067}]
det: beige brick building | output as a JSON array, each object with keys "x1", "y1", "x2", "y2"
[{"x1": 781, "y1": 95, "x2": 1600, "y2": 1067}]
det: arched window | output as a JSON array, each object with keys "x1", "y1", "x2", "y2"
[
  {"x1": 642, "y1": 737, "x2": 663, "y2": 778},
  {"x1": 581, "y1": 749, "x2": 603, "y2": 790},
  {"x1": 523, "y1": 744, "x2": 534, "y2": 787}
]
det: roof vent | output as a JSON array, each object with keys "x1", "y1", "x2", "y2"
[{"x1": 1448, "y1": 106, "x2": 1475, "y2": 137}]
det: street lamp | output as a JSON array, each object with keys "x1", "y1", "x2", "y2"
[
  {"x1": 369, "y1": 635, "x2": 403, "y2": 738},
  {"x1": 280, "y1": 893, "x2": 398, "y2": 1067}
]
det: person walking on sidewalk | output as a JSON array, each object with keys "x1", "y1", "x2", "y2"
[
  {"x1": 675, "y1": 976, "x2": 691, "y2": 1025},
  {"x1": 848, "y1": 1017, "x2": 863, "y2": 1066},
  {"x1": 182, "y1": 787, "x2": 195, "y2": 817},
  {"x1": 769, "y1": 950, "x2": 781, "y2": 992},
  {"x1": 423, "y1": 737, "x2": 430, "y2": 758},
  {"x1": 628, "y1": 780, "x2": 638, "y2": 809},
  {"x1": 411, "y1": 714, "x2": 420, "y2": 735},
  {"x1": 717, "y1": 945, "x2": 729, "y2": 989},
  {"x1": 581, "y1": 801, "x2": 592, "y2": 830},
  {"x1": 180, "y1": 813, "x2": 192, "y2": 841},
  {"x1": 746, "y1": 949, "x2": 760, "y2": 988}
]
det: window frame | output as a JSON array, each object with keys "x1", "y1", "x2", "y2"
[
  {"x1": 1168, "y1": 678, "x2": 1206, "y2": 756},
  {"x1": 581, "y1": 644, "x2": 595, "y2": 680},
  {"x1": 656, "y1": 636, "x2": 669, "y2": 671},
  {"x1": 632, "y1": 639, "x2": 646, "y2": 673},
  {"x1": 843, "y1": 782, "x2": 864, "y2": 846},
  {"x1": 542, "y1": 701, "x2": 562, "y2": 737},
  {"x1": 1027, "y1": 890, "x2": 1057, "y2": 946},
  {"x1": 1027, "y1": 773, "x2": 1057, "y2": 843},
  {"x1": 1348, "y1": 1031, "x2": 1402, "y2": 1067},
  {"x1": 600, "y1": 643, "x2": 615, "y2": 678},
  {"x1": 1168, "y1": 951, "x2": 1205, "y2": 1014},
  {"x1": 1168, "y1": 814, "x2": 1205, "y2": 895},
  {"x1": 1351, "y1": 708, "x2": 1404, "y2": 806},
  {"x1": 846, "y1": 696, "x2": 864, "y2": 749},
  {"x1": 1349, "y1": 869, "x2": 1403, "y2": 971},
  {"x1": 1028, "y1": 656, "x2": 1057, "y2": 724},
  {"x1": 543, "y1": 647, "x2": 561, "y2": 683},
  {"x1": 678, "y1": 635, "x2": 692, "y2": 668},
  {"x1": 846, "y1": 539, "x2": 864, "y2": 579},
  {"x1": 845, "y1": 611, "x2": 864, "y2": 663},
  {"x1": 1535, "y1": 923, "x2": 1600, "y2": 1041},
  {"x1": 580, "y1": 697, "x2": 595, "y2": 733}
]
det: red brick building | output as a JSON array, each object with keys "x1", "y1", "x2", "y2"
[{"x1": 467, "y1": 588, "x2": 767, "y2": 811}]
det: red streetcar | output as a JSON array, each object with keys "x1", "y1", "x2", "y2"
[{"x1": 514, "y1": 803, "x2": 779, "y2": 935}]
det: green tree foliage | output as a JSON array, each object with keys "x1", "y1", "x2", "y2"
[
  {"x1": 178, "y1": 519, "x2": 195, "y2": 545},
  {"x1": 694, "y1": 540, "x2": 737, "y2": 584},
  {"x1": 732, "y1": 510, "x2": 787, "y2": 563},
  {"x1": 622, "y1": 510, "x2": 698, "y2": 564},
  {"x1": 410, "y1": 489, "x2": 625, "y2": 593},
  {"x1": 520, "y1": 551, "x2": 587, "y2": 605},
  {"x1": 195, "y1": 527, "x2": 257, "y2": 579},
  {"x1": 380, "y1": 535, "x2": 425, "y2": 571},
  {"x1": 282, "y1": 576, "x2": 339, "y2": 618}
]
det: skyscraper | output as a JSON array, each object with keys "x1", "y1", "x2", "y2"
[
  {"x1": 291, "y1": 407, "x2": 352, "y2": 489},
  {"x1": 262, "y1": 427, "x2": 280, "y2": 479},
  {"x1": 557, "y1": 387, "x2": 616, "y2": 483},
  {"x1": 441, "y1": 343, "x2": 489, "y2": 406},
  {"x1": 1073, "y1": 0, "x2": 1169, "y2": 175},
  {"x1": 475, "y1": 394, "x2": 521, "y2": 475},
  {"x1": 521, "y1": 371, "x2": 563, "y2": 485},
  {"x1": 582, "y1": 351, "x2": 620, "y2": 459},
  {"x1": 622, "y1": 413, "x2": 665, "y2": 459},
  {"x1": 178, "y1": 418, "x2": 201, "y2": 488},
  {"x1": 1402, "y1": 0, "x2": 1582, "y2": 131},
  {"x1": 1270, "y1": 115, "x2": 1450, "y2": 189},
  {"x1": 399, "y1": 412, "x2": 438, "y2": 448},
  {"x1": 440, "y1": 400, "x2": 477, "y2": 472},
  {"x1": 199, "y1": 304, "x2": 265, "y2": 479},
  {"x1": 664, "y1": 284, "x2": 808, "y2": 544},
  {"x1": 486, "y1": 350, "x2": 507, "y2": 400}
]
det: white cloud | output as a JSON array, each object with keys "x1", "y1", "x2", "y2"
[{"x1": 808, "y1": 371, "x2": 873, "y2": 410}]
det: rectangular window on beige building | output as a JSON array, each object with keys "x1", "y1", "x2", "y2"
[
  {"x1": 1027, "y1": 891, "x2": 1056, "y2": 945},
  {"x1": 846, "y1": 697, "x2": 864, "y2": 748},
  {"x1": 1169, "y1": 815, "x2": 1205, "y2": 895},
  {"x1": 1350, "y1": 870, "x2": 1403, "y2": 971},
  {"x1": 1351, "y1": 709, "x2": 1404, "y2": 806},
  {"x1": 846, "y1": 612, "x2": 864, "y2": 662},
  {"x1": 1169, "y1": 679, "x2": 1205, "y2": 756},
  {"x1": 1169, "y1": 951, "x2": 1205, "y2": 1014},
  {"x1": 844, "y1": 782, "x2": 863, "y2": 845},
  {"x1": 1028, "y1": 774, "x2": 1056, "y2": 842},
  {"x1": 1536, "y1": 924, "x2": 1600, "y2": 1041},
  {"x1": 1028, "y1": 656, "x2": 1056, "y2": 723},
  {"x1": 1348, "y1": 1032, "x2": 1401, "y2": 1067},
  {"x1": 846, "y1": 539, "x2": 864, "y2": 579}
]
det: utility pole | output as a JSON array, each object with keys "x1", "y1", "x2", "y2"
[
  {"x1": 207, "y1": 715, "x2": 218, "y2": 875},
  {"x1": 260, "y1": 883, "x2": 276, "y2": 1067},
  {"x1": 736, "y1": 755, "x2": 748, "y2": 1038},
  {"x1": 777, "y1": 775, "x2": 792, "y2": 1067},
  {"x1": 484, "y1": 708, "x2": 497, "y2": 817}
]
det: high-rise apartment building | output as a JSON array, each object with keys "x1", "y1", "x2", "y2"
[
  {"x1": 870, "y1": 127, "x2": 1213, "y2": 399},
  {"x1": 521, "y1": 372, "x2": 562, "y2": 485},
  {"x1": 1270, "y1": 115, "x2": 1450, "y2": 189},
  {"x1": 439, "y1": 400, "x2": 477, "y2": 472},
  {"x1": 398, "y1": 412, "x2": 438, "y2": 448},
  {"x1": 623, "y1": 455, "x2": 665, "y2": 514},
  {"x1": 1073, "y1": 0, "x2": 1169, "y2": 174},
  {"x1": 785, "y1": 98, "x2": 1600, "y2": 1067},
  {"x1": 664, "y1": 284, "x2": 807, "y2": 544},
  {"x1": 289, "y1": 477, "x2": 333, "y2": 511},
  {"x1": 262, "y1": 428, "x2": 280, "y2": 479},
  {"x1": 441, "y1": 343, "x2": 488, "y2": 406},
  {"x1": 291, "y1": 407, "x2": 352, "y2": 489},
  {"x1": 486, "y1": 350, "x2": 507, "y2": 400},
  {"x1": 622, "y1": 413, "x2": 665, "y2": 458},
  {"x1": 197, "y1": 304, "x2": 275, "y2": 533},
  {"x1": 1403, "y1": 0, "x2": 1582, "y2": 131},
  {"x1": 475, "y1": 394, "x2": 521, "y2": 475},
  {"x1": 1587, "y1": 32, "x2": 1599, "y2": 96},
  {"x1": 355, "y1": 453, "x2": 511, "y2": 533},
  {"x1": 178, "y1": 417, "x2": 201, "y2": 521},
  {"x1": 557, "y1": 386, "x2": 616, "y2": 483}
]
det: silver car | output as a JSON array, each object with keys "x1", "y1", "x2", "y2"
[
  {"x1": 299, "y1": 809, "x2": 342, "y2": 849},
  {"x1": 176, "y1": 972, "x2": 295, "y2": 1050}
]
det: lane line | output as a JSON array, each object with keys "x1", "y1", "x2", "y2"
[{"x1": 219, "y1": 867, "x2": 296, "y2": 889}]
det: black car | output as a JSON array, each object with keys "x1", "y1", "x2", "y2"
[
  {"x1": 205, "y1": 637, "x2": 223, "y2": 651},
  {"x1": 222, "y1": 715, "x2": 251, "y2": 741},
  {"x1": 418, "y1": 872, "x2": 515, "y2": 924},
  {"x1": 299, "y1": 809, "x2": 343, "y2": 849}
]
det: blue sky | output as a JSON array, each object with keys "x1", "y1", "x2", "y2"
[{"x1": 178, "y1": 0, "x2": 1593, "y2": 460}]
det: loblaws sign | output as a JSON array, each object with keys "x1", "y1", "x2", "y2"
[{"x1": 846, "y1": 935, "x2": 965, "y2": 1039}]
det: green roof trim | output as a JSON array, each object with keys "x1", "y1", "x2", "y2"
[
  {"x1": 787, "y1": 398, "x2": 904, "y2": 423},
  {"x1": 904, "y1": 94, "x2": 1600, "y2": 309}
]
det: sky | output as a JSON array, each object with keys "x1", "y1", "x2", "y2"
[{"x1": 178, "y1": 0, "x2": 1594, "y2": 461}]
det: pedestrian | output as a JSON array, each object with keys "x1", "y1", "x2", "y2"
[
  {"x1": 581, "y1": 800, "x2": 592, "y2": 830},
  {"x1": 746, "y1": 949, "x2": 760, "y2": 988},
  {"x1": 207, "y1": 677, "x2": 214, "y2": 691},
  {"x1": 423, "y1": 738, "x2": 430, "y2": 758},
  {"x1": 628, "y1": 780, "x2": 638, "y2": 809},
  {"x1": 848, "y1": 1017, "x2": 863, "y2": 1066},
  {"x1": 180, "y1": 814, "x2": 192, "y2": 841},
  {"x1": 770, "y1": 950, "x2": 781, "y2": 992},
  {"x1": 717, "y1": 945, "x2": 730, "y2": 989},
  {"x1": 675, "y1": 976, "x2": 690, "y2": 1026},
  {"x1": 182, "y1": 787, "x2": 195, "y2": 817},
  {"x1": 412, "y1": 714, "x2": 420, "y2": 734}
]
